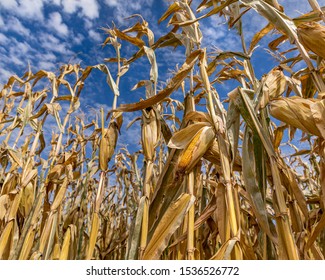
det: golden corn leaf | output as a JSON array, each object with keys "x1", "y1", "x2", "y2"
[
  {"x1": 301, "y1": 73, "x2": 317, "y2": 98},
  {"x1": 210, "y1": 238, "x2": 239, "y2": 260},
  {"x1": 168, "y1": 122, "x2": 209, "y2": 149},
  {"x1": 203, "y1": 140, "x2": 242, "y2": 171},
  {"x1": 260, "y1": 68, "x2": 287, "y2": 108},
  {"x1": 8, "y1": 190, "x2": 23, "y2": 221},
  {"x1": 249, "y1": 22, "x2": 274, "y2": 53},
  {"x1": 0, "y1": 195, "x2": 9, "y2": 221},
  {"x1": 0, "y1": 221, "x2": 14, "y2": 260},
  {"x1": 311, "y1": 99, "x2": 325, "y2": 138},
  {"x1": 86, "y1": 212, "x2": 100, "y2": 260},
  {"x1": 115, "y1": 49, "x2": 202, "y2": 112},
  {"x1": 52, "y1": 243, "x2": 61, "y2": 260},
  {"x1": 47, "y1": 164, "x2": 65, "y2": 180},
  {"x1": 59, "y1": 227, "x2": 71, "y2": 260},
  {"x1": 143, "y1": 193, "x2": 194, "y2": 260},
  {"x1": 38, "y1": 212, "x2": 55, "y2": 254},
  {"x1": 297, "y1": 22, "x2": 325, "y2": 59},
  {"x1": 18, "y1": 228, "x2": 35, "y2": 260},
  {"x1": 269, "y1": 97, "x2": 323, "y2": 137}
]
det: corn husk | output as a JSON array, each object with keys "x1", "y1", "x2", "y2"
[
  {"x1": 18, "y1": 182, "x2": 34, "y2": 218},
  {"x1": 99, "y1": 123, "x2": 118, "y2": 171},
  {"x1": 177, "y1": 126, "x2": 215, "y2": 174},
  {"x1": 203, "y1": 140, "x2": 242, "y2": 171},
  {"x1": 269, "y1": 96, "x2": 324, "y2": 137},
  {"x1": 142, "y1": 108, "x2": 160, "y2": 161},
  {"x1": 297, "y1": 22, "x2": 325, "y2": 59},
  {"x1": 260, "y1": 68, "x2": 287, "y2": 108}
]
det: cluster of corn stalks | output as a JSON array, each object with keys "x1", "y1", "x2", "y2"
[{"x1": 1, "y1": 0, "x2": 325, "y2": 260}]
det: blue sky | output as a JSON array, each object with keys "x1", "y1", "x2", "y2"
[{"x1": 1, "y1": 0, "x2": 324, "y2": 154}]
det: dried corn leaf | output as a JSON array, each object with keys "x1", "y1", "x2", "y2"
[
  {"x1": 210, "y1": 238, "x2": 239, "y2": 260},
  {"x1": 270, "y1": 97, "x2": 323, "y2": 137},
  {"x1": 115, "y1": 49, "x2": 202, "y2": 112},
  {"x1": 143, "y1": 193, "x2": 194, "y2": 260},
  {"x1": 311, "y1": 99, "x2": 325, "y2": 138},
  {"x1": 260, "y1": 68, "x2": 287, "y2": 108},
  {"x1": 0, "y1": 195, "x2": 9, "y2": 221},
  {"x1": 18, "y1": 228, "x2": 35, "y2": 260},
  {"x1": 168, "y1": 122, "x2": 208, "y2": 149},
  {"x1": 298, "y1": 22, "x2": 325, "y2": 59},
  {"x1": 86, "y1": 212, "x2": 100, "y2": 260},
  {"x1": 60, "y1": 227, "x2": 71, "y2": 260},
  {"x1": 127, "y1": 196, "x2": 145, "y2": 260},
  {"x1": 0, "y1": 221, "x2": 14, "y2": 260},
  {"x1": 249, "y1": 22, "x2": 274, "y2": 53},
  {"x1": 242, "y1": 129, "x2": 276, "y2": 243},
  {"x1": 19, "y1": 183, "x2": 34, "y2": 218}
]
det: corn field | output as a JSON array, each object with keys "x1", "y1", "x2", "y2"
[{"x1": 1, "y1": 0, "x2": 325, "y2": 260}]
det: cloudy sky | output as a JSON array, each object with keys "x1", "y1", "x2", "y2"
[
  {"x1": 1, "y1": 1, "x2": 323, "y2": 80},
  {"x1": 1, "y1": 0, "x2": 324, "y2": 151}
]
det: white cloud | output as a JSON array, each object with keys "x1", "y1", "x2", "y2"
[
  {"x1": 62, "y1": 0, "x2": 99, "y2": 19},
  {"x1": 18, "y1": 0, "x2": 44, "y2": 19},
  {"x1": 3, "y1": 17, "x2": 31, "y2": 36},
  {"x1": 61, "y1": 0, "x2": 78, "y2": 14},
  {"x1": 103, "y1": 0, "x2": 154, "y2": 24},
  {"x1": 37, "y1": 60, "x2": 56, "y2": 70},
  {"x1": 105, "y1": 0, "x2": 119, "y2": 7},
  {"x1": 0, "y1": 0, "x2": 100, "y2": 20},
  {"x1": 84, "y1": 18, "x2": 94, "y2": 29},
  {"x1": 39, "y1": 33, "x2": 73, "y2": 55},
  {"x1": 48, "y1": 12, "x2": 69, "y2": 37},
  {"x1": 0, "y1": 38, "x2": 34, "y2": 78},
  {"x1": 0, "y1": 33, "x2": 9, "y2": 44},
  {"x1": 73, "y1": 33, "x2": 85, "y2": 45},
  {"x1": 88, "y1": 30, "x2": 102, "y2": 42},
  {"x1": 10, "y1": 55, "x2": 25, "y2": 66},
  {"x1": 46, "y1": 0, "x2": 61, "y2": 5},
  {"x1": 0, "y1": 0, "x2": 18, "y2": 9},
  {"x1": 0, "y1": 68, "x2": 14, "y2": 84},
  {"x1": 199, "y1": 15, "x2": 241, "y2": 52},
  {"x1": 16, "y1": 41, "x2": 31, "y2": 54},
  {"x1": 0, "y1": 0, "x2": 45, "y2": 20}
]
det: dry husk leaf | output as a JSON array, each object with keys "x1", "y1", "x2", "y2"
[
  {"x1": 269, "y1": 97, "x2": 324, "y2": 138},
  {"x1": 297, "y1": 22, "x2": 325, "y2": 59}
]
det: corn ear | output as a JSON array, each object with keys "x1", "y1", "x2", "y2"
[
  {"x1": 269, "y1": 96, "x2": 323, "y2": 137},
  {"x1": 297, "y1": 22, "x2": 325, "y2": 59},
  {"x1": 142, "y1": 108, "x2": 160, "y2": 161},
  {"x1": 203, "y1": 140, "x2": 242, "y2": 171},
  {"x1": 177, "y1": 126, "x2": 215, "y2": 174},
  {"x1": 260, "y1": 68, "x2": 287, "y2": 108},
  {"x1": 19, "y1": 182, "x2": 35, "y2": 218},
  {"x1": 99, "y1": 123, "x2": 118, "y2": 171},
  {"x1": 51, "y1": 177, "x2": 69, "y2": 211}
]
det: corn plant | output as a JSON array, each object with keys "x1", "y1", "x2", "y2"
[{"x1": 1, "y1": 0, "x2": 325, "y2": 260}]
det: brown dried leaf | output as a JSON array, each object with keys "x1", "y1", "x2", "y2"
[
  {"x1": 270, "y1": 97, "x2": 323, "y2": 137},
  {"x1": 115, "y1": 49, "x2": 202, "y2": 112},
  {"x1": 143, "y1": 193, "x2": 194, "y2": 260}
]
